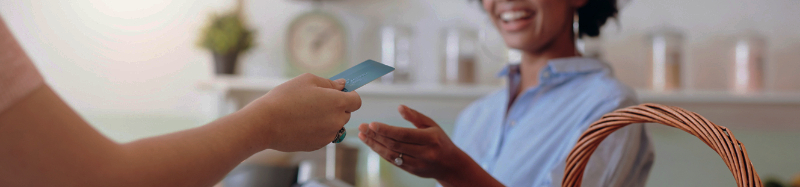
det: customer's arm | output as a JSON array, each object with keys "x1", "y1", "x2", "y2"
[
  {"x1": 358, "y1": 105, "x2": 505, "y2": 187},
  {"x1": 0, "y1": 15, "x2": 361, "y2": 187}
]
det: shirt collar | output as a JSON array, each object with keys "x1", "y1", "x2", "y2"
[{"x1": 496, "y1": 57, "x2": 608, "y2": 77}]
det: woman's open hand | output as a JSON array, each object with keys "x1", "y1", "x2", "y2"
[{"x1": 358, "y1": 105, "x2": 477, "y2": 185}]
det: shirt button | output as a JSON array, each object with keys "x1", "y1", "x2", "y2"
[
  {"x1": 510, "y1": 121, "x2": 517, "y2": 126},
  {"x1": 542, "y1": 71, "x2": 550, "y2": 79}
]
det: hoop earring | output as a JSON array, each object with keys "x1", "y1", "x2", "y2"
[
  {"x1": 572, "y1": 14, "x2": 580, "y2": 36},
  {"x1": 573, "y1": 13, "x2": 583, "y2": 56}
]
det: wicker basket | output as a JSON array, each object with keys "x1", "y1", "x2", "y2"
[{"x1": 562, "y1": 103, "x2": 762, "y2": 187}]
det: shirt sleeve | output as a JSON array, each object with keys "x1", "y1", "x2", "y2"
[
  {"x1": 549, "y1": 94, "x2": 655, "y2": 187},
  {"x1": 0, "y1": 48, "x2": 44, "y2": 114}
]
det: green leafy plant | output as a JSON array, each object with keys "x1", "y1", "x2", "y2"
[
  {"x1": 764, "y1": 175, "x2": 800, "y2": 187},
  {"x1": 197, "y1": 11, "x2": 255, "y2": 56},
  {"x1": 765, "y1": 177, "x2": 786, "y2": 187}
]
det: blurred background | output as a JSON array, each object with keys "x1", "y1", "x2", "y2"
[{"x1": 2, "y1": 0, "x2": 799, "y2": 186}]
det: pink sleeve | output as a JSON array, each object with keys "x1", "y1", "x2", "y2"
[{"x1": 0, "y1": 54, "x2": 44, "y2": 114}]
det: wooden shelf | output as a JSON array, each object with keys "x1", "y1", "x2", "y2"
[
  {"x1": 198, "y1": 76, "x2": 800, "y2": 105},
  {"x1": 636, "y1": 90, "x2": 800, "y2": 105},
  {"x1": 198, "y1": 77, "x2": 800, "y2": 130},
  {"x1": 197, "y1": 76, "x2": 501, "y2": 99}
]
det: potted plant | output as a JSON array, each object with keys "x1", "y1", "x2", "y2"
[{"x1": 197, "y1": 10, "x2": 255, "y2": 75}]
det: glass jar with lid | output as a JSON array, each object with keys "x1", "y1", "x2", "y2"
[
  {"x1": 380, "y1": 25, "x2": 413, "y2": 84},
  {"x1": 731, "y1": 32, "x2": 766, "y2": 93},
  {"x1": 647, "y1": 28, "x2": 685, "y2": 92},
  {"x1": 441, "y1": 28, "x2": 478, "y2": 85}
]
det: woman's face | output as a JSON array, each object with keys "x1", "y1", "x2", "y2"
[{"x1": 483, "y1": 0, "x2": 584, "y2": 52}]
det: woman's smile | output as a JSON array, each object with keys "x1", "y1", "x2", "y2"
[
  {"x1": 498, "y1": 10, "x2": 534, "y2": 31},
  {"x1": 494, "y1": 4, "x2": 536, "y2": 32}
]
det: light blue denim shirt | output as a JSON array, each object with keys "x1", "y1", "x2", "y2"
[{"x1": 451, "y1": 57, "x2": 654, "y2": 187}]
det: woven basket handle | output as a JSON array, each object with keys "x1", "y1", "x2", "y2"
[{"x1": 561, "y1": 103, "x2": 761, "y2": 187}]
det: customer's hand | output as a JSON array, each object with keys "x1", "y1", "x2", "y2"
[
  {"x1": 358, "y1": 105, "x2": 474, "y2": 184},
  {"x1": 240, "y1": 73, "x2": 361, "y2": 152}
]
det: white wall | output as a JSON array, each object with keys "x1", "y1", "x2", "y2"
[
  {"x1": 2, "y1": 0, "x2": 799, "y2": 186},
  {"x1": 238, "y1": 0, "x2": 509, "y2": 85},
  {"x1": 1, "y1": 0, "x2": 508, "y2": 141},
  {"x1": 4, "y1": 0, "x2": 797, "y2": 128},
  {"x1": 1, "y1": 1, "x2": 226, "y2": 141}
]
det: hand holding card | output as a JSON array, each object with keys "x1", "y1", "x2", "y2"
[
  {"x1": 241, "y1": 73, "x2": 361, "y2": 152},
  {"x1": 329, "y1": 59, "x2": 395, "y2": 143}
]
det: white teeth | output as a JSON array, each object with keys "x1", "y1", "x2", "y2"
[{"x1": 500, "y1": 11, "x2": 529, "y2": 21}]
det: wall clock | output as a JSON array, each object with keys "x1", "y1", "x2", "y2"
[{"x1": 285, "y1": 11, "x2": 347, "y2": 77}]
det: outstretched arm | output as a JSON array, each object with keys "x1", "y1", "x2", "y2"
[
  {"x1": 0, "y1": 15, "x2": 361, "y2": 187},
  {"x1": 0, "y1": 85, "x2": 267, "y2": 186}
]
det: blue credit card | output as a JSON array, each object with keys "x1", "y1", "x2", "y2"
[{"x1": 330, "y1": 60, "x2": 395, "y2": 92}]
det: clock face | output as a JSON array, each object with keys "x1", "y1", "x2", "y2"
[{"x1": 287, "y1": 12, "x2": 346, "y2": 72}]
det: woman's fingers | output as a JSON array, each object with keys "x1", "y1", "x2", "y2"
[
  {"x1": 367, "y1": 122, "x2": 434, "y2": 145},
  {"x1": 361, "y1": 125, "x2": 427, "y2": 154},
  {"x1": 398, "y1": 105, "x2": 438, "y2": 128}
]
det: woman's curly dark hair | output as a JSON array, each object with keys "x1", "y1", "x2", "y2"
[
  {"x1": 474, "y1": 0, "x2": 618, "y2": 38},
  {"x1": 576, "y1": 0, "x2": 617, "y2": 38}
]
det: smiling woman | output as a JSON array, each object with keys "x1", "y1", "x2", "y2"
[{"x1": 357, "y1": 0, "x2": 653, "y2": 187}]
